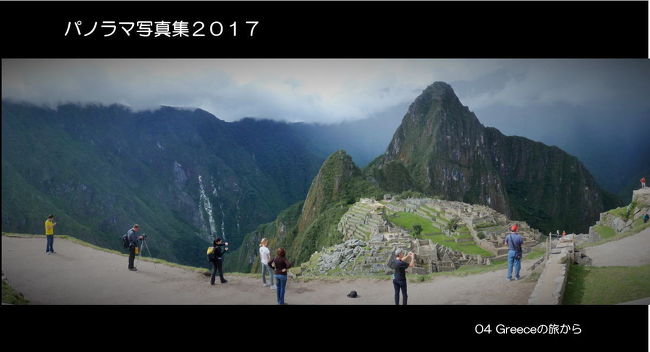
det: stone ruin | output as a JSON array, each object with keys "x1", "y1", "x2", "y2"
[
  {"x1": 384, "y1": 197, "x2": 540, "y2": 258},
  {"x1": 298, "y1": 196, "x2": 538, "y2": 277}
]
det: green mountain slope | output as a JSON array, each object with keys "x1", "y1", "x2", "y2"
[
  {"x1": 366, "y1": 82, "x2": 620, "y2": 233},
  {"x1": 230, "y1": 150, "x2": 383, "y2": 272},
  {"x1": 2, "y1": 102, "x2": 324, "y2": 267}
]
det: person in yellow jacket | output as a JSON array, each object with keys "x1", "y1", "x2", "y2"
[{"x1": 44, "y1": 214, "x2": 57, "y2": 254}]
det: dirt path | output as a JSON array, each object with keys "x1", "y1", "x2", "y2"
[
  {"x1": 2, "y1": 236, "x2": 536, "y2": 305},
  {"x1": 585, "y1": 227, "x2": 650, "y2": 267}
]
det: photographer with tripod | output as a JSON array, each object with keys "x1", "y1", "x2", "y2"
[
  {"x1": 126, "y1": 224, "x2": 144, "y2": 271},
  {"x1": 209, "y1": 237, "x2": 229, "y2": 285}
]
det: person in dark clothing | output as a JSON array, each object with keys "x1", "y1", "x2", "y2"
[
  {"x1": 209, "y1": 238, "x2": 229, "y2": 285},
  {"x1": 268, "y1": 247, "x2": 292, "y2": 304},
  {"x1": 126, "y1": 224, "x2": 143, "y2": 271},
  {"x1": 644, "y1": 214, "x2": 649, "y2": 224},
  {"x1": 388, "y1": 249, "x2": 415, "y2": 305}
]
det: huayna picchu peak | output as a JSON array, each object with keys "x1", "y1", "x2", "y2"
[{"x1": 367, "y1": 82, "x2": 619, "y2": 234}]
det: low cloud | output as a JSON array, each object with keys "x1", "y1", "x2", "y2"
[{"x1": 2, "y1": 59, "x2": 649, "y2": 125}]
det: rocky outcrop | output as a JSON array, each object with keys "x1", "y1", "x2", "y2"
[
  {"x1": 587, "y1": 188, "x2": 650, "y2": 242},
  {"x1": 366, "y1": 82, "x2": 618, "y2": 234}
]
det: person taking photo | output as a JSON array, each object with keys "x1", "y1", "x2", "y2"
[
  {"x1": 209, "y1": 237, "x2": 229, "y2": 285},
  {"x1": 389, "y1": 249, "x2": 414, "y2": 305}
]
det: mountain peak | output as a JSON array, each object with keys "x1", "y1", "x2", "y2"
[
  {"x1": 297, "y1": 150, "x2": 361, "y2": 232},
  {"x1": 415, "y1": 81, "x2": 459, "y2": 105},
  {"x1": 372, "y1": 81, "x2": 615, "y2": 233}
]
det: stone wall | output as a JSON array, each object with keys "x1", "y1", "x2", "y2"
[{"x1": 528, "y1": 239, "x2": 573, "y2": 305}]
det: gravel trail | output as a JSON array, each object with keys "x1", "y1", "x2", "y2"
[{"x1": 2, "y1": 236, "x2": 536, "y2": 305}]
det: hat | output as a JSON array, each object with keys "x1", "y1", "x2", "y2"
[
  {"x1": 510, "y1": 224, "x2": 518, "y2": 232},
  {"x1": 347, "y1": 291, "x2": 358, "y2": 298},
  {"x1": 394, "y1": 248, "x2": 404, "y2": 256}
]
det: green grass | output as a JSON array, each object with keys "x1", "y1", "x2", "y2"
[
  {"x1": 525, "y1": 248, "x2": 546, "y2": 260},
  {"x1": 387, "y1": 212, "x2": 492, "y2": 257},
  {"x1": 592, "y1": 225, "x2": 616, "y2": 239},
  {"x1": 2, "y1": 279, "x2": 30, "y2": 305},
  {"x1": 563, "y1": 264, "x2": 650, "y2": 304},
  {"x1": 607, "y1": 206, "x2": 628, "y2": 219},
  {"x1": 580, "y1": 220, "x2": 650, "y2": 249}
]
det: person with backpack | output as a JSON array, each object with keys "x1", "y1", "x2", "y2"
[
  {"x1": 505, "y1": 224, "x2": 524, "y2": 281},
  {"x1": 126, "y1": 224, "x2": 143, "y2": 271},
  {"x1": 208, "y1": 238, "x2": 228, "y2": 285},
  {"x1": 388, "y1": 248, "x2": 414, "y2": 305},
  {"x1": 259, "y1": 238, "x2": 276, "y2": 289},
  {"x1": 44, "y1": 214, "x2": 57, "y2": 255},
  {"x1": 268, "y1": 248, "x2": 292, "y2": 304}
]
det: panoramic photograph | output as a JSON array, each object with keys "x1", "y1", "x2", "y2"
[{"x1": 2, "y1": 59, "x2": 649, "y2": 305}]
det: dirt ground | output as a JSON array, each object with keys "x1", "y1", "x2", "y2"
[
  {"x1": 584, "y1": 227, "x2": 650, "y2": 267},
  {"x1": 2, "y1": 236, "x2": 536, "y2": 305}
]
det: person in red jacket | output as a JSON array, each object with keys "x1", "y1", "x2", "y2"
[{"x1": 641, "y1": 176, "x2": 646, "y2": 189}]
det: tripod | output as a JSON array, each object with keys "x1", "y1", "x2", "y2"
[{"x1": 136, "y1": 234, "x2": 154, "y2": 267}]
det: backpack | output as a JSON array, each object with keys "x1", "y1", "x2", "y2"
[
  {"x1": 207, "y1": 246, "x2": 217, "y2": 262},
  {"x1": 121, "y1": 232, "x2": 130, "y2": 249}
]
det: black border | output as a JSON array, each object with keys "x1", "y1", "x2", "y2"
[
  {"x1": 1, "y1": 1, "x2": 649, "y2": 349},
  {"x1": 0, "y1": 1, "x2": 647, "y2": 58}
]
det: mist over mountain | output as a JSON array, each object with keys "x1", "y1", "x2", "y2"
[
  {"x1": 470, "y1": 103, "x2": 650, "y2": 200},
  {"x1": 2, "y1": 102, "x2": 324, "y2": 267},
  {"x1": 290, "y1": 103, "x2": 409, "y2": 168}
]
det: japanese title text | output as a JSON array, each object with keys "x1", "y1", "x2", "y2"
[{"x1": 64, "y1": 20, "x2": 260, "y2": 38}]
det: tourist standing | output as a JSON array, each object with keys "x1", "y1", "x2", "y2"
[
  {"x1": 209, "y1": 238, "x2": 229, "y2": 285},
  {"x1": 269, "y1": 248, "x2": 292, "y2": 304},
  {"x1": 44, "y1": 215, "x2": 56, "y2": 254},
  {"x1": 643, "y1": 214, "x2": 649, "y2": 224},
  {"x1": 259, "y1": 238, "x2": 276, "y2": 289},
  {"x1": 389, "y1": 249, "x2": 415, "y2": 305},
  {"x1": 505, "y1": 224, "x2": 524, "y2": 281},
  {"x1": 641, "y1": 176, "x2": 646, "y2": 189},
  {"x1": 126, "y1": 224, "x2": 143, "y2": 271}
]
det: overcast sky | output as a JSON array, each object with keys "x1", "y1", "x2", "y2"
[
  {"x1": 3, "y1": 59, "x2": 649, "y2": 125},
  {"x1": 3, "y1": 59, "x2": 649, "y2": 192}
]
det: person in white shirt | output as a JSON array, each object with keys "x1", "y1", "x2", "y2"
[{"x1": 259, "y1": 238, "x2": 276, "y2": 289}]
